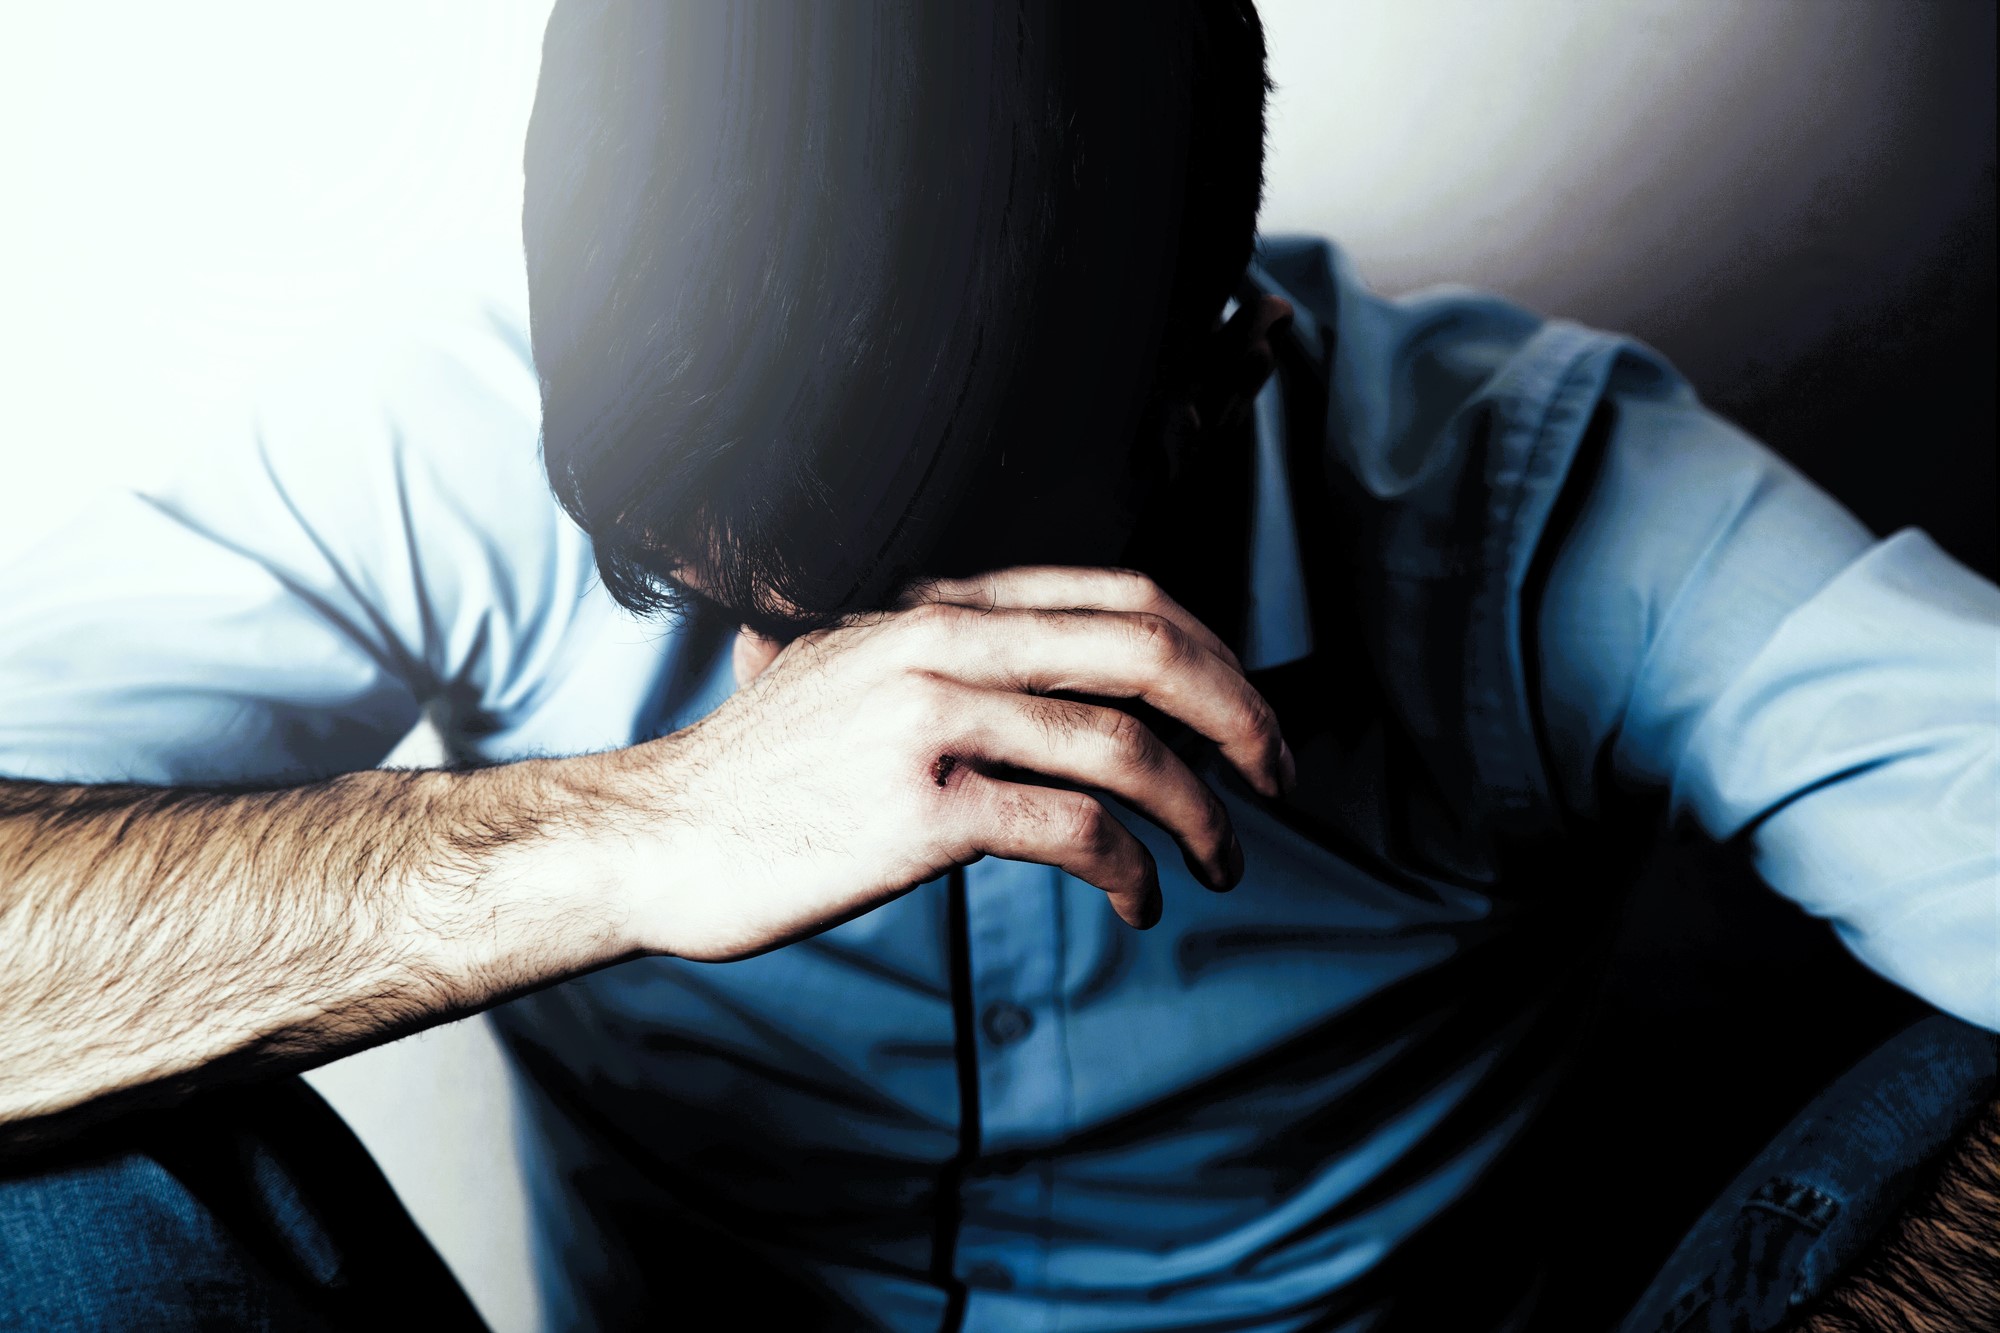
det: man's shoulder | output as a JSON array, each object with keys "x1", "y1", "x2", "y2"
[
  {"x1": 243, "y1": 274, "x2": 548, "y2": 530},
  {"x1": 152, "y1": 264, "x2": 604, "y2": 630},
  {"x1": 1254, "y1": 233, "x2": 1549, "y2": 380},
  {"x1": 1250, "y1": 237, "x2": 1713, "y2": 859},
  {"x1": 1256, "y1": 234, "x2": 1693, "y2": 550},
  {"x1": 126, "y1": 269, "x2": 647, "y2": 737}
]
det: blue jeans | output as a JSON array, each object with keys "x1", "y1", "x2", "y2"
[
  {"x1": 0, "y1": 1078, "x2": 485, "y2": 1332},
  {"x1": 1, "y1": 1018, "x2": 1990, "y2": 1331},
  {"x1": 1613, "y1": 1013, "x2": 1996, "y2": 1333}
]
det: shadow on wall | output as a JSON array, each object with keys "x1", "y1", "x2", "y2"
[{"x1": 1261, "y1": 0, "x2": 1996, "y2": 577}]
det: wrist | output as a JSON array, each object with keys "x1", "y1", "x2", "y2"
[{"x1": 401, "y1": 756, "x2": 648, "y2": 998}]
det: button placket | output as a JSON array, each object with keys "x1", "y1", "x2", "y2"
[
  {"x1": 954, "y1": 856, "x2": 1069, "y2": 1296},
  {"x1": 980, "y1": 1000, "x2": 1034, "y2": 1046},
  {"x1": 961, "y1": 857, "x2": 1069, "y2": 1148}
]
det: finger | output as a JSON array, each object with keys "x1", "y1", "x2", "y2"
[
  {"x1": 936, "y1": 680, "x2": 1242, "y2": 891},
  {"x1": 905, "y1": 602, "x2": 1291, "y2": 798},
  {"x1": 900, "y1": 565, "x2": 1243, "y2": 676},
  {"x1": 1247, "y1": 293, "x2": 1294, "y2": 341},
  {"x1": 953, "y1": 771, "x2": 1163, "y2": 928},
  {"x1": 1204, "y1": 342, "x2": 1276, "y2": 437},
  {"x1": 1217, "y1": 293, "x2": 1294, "y2": 350},
  {"x1": 1196, "y1": 305, "x2": 1292, "y2": 435},
  {"x1": 732, "y1": 628, "x2": 785, "y2": 687}
]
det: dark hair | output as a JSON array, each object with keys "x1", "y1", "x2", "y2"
[{"x1": 525, "y1": 1, "x2": 1269, "y2": 636}]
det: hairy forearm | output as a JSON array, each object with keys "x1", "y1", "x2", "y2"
[
  {"x1": 0, "y1": 761, "x2": 634, "y2": 1148},
  {"x1": 1794, "y1": 1094, "x2": 2000, "y2": 1333}
]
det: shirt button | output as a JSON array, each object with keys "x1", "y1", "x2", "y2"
[{"x1": 980, "y1": 1001, "x2": 1034, "y2": 1046}]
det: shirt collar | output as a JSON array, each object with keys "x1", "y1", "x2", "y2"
[{"x1": 1236, "y1": 262, "x2": 1320, "y2": 673}]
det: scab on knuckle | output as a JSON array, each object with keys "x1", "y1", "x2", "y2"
[{"x1": 912, "y1": 762, "x2": 964, "y2": 821}]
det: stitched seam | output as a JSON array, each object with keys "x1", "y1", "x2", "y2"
[{"x1": 1470, "y1": 329, "x2": 1608, "y2": 816}]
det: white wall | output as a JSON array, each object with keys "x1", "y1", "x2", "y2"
[
  {"x1": 0, "y1": 2, "x2": 553, "y2": 567},
  {"x1": 1255, "y1": 0, "x2": 1972, "y2": 401}
]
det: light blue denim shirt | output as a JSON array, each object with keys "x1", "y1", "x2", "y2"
[{"x1": 1, "y1": 239, "x2": 1993, "y2": 1331}]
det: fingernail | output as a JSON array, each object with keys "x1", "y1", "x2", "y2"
[
  {"x1": 1225, "y1": 832, "x2": 1245, "y2": 888},
  {"x1": 1278, "y1": 741, "x2": 1298, "y2": 795},
  {"x1": 1139, "y1": 894, "x2": 1163, "y2": 929}
]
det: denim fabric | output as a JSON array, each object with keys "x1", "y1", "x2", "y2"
[
  {"x1": 1615, "y1": 1016, "x2": 1999, "y2": 1333},
  {"x1": 0, "y1": 1079, "x2": 485, "y2": 1333}
]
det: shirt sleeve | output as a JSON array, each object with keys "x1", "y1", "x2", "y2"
[
  {"x1": 1535, "y1": 387, "x2": 2000, "y2": 1031},
  {"x1": 0, "y1": 290, "x2": 598, "y2": 788}
]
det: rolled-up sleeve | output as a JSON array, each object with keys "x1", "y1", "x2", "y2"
[{"x1": 1536, "y1": 388, "x2": 2000, "y2": 1030}]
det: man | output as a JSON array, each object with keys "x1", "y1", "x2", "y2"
[{"x1": 1, "y1": 3, "x2": 1994, "y2": 1330}]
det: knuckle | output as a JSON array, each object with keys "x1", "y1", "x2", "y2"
[
  {"x1": 1108, "y1": 566, "x2": 1163, "y2": 604},
  {"x1": 1129, "y1": 612, "x2": 1186, "y2": 668},
  {"x1": 896, "y1": 574, "x2": 953, "y2": 609},
  {"x1": 1239, "y1": 695, "x2": 1281, "y2": 749},
  {"x1": 873, "y1": 670, "x2": 957, "y2": 746},
  {"x1": 858, "y1": 672, "x2": 906, "y2": 717},
  {"x1": 1201, "y1": 793, "x2": 1233, "y2": 845},
  {"x1": 1098, "y1": 708, "x2": 1150, "y2": 761},
  {"x1": 900, "y1": 669, "x2": 958, "y2": 721},
  {"x1": 1054, "y1": 793, "x2": 1108, "y2": 849},
  {"x1": 1112, "y1": 844, "x2": 1155, "y2": 894},
  {"x1": 901, "y1": 598, "x2": 961, "y2": 639}
]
